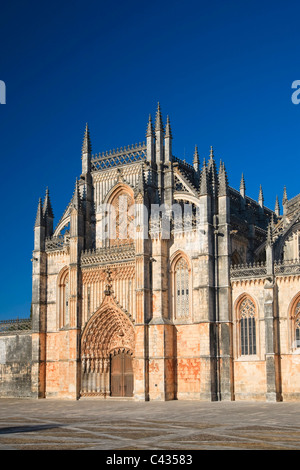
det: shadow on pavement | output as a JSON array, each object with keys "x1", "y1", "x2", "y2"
[{"x1": 0, "y1": 424, "x2": 61, "y2": 434}]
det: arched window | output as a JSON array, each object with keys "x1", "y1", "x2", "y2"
[
  {"x1": 293, "y1": 298, "x2": 300, "y2": 348},
  {"x1": 109, "y1": 188, "x2": 135, "y2": 247},
  {"x1": 58, "y1": 268, "x2": 69, "y2": 328},
  {"x1": 174, "y1": 257, "x2": 189, "y2": 319},
  {"x1": 239, "y1": 296, "x2": 256, "y2": 355}
]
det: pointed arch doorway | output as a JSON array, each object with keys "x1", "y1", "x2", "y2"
[{"x1": 80, "y1": 291, "x2": 135, "y2": 398}]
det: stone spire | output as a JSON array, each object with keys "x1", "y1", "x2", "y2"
[
  {"x1": 258, "y1": 185, "x2": 264, "y2": 208},
  {"x1": 82, "y1": 123, "x2": 92, "y2": 155},
  {"x1": 82, "y1": 123, "x2": 92, "y2": 175},
  {"x1": 155, "y1": 102, "x2": 164, "y2": 132},
  {"x1": 193, "y1": 145, "x2": 200, "y2": 173},
  {"x1": 146, "y1": 114, "x2": 154, "y2": 137},
  {"x1": 134, "y1": 165, "x2": 146, "y2": 198},
  {"x1": 43, "y1": 188, "x2": 54, "y2": 237},
  {"x1": 146, "y1": 114, "x2": 155, "y2": 164},
  {"x1": 34, "y1": 197, "x2": 46, "y2": 252},
  {"x1": 164, "y1": 115, "x2": 173, "y2": 163},
  {"x1": 207, "y1": 146, "x2": 217, "y2": 196},
  {"x1": 275, "y1": 195, "x2": 280, "y2": 217},
  {"x1": 218, "y1": 162, "x2": 229, "y2": 196},
  {"x1": 200, "y1": 161, "x2": 209, "y2": 195},
  {"x1": 282, "y1": 186, "x2": 288, "y2": 206},
  {"x1": 155, "y1": 102, "x2": 164, "y2": 166},
  {"x1": 35, "y1": 198, "x2": 45, "y2": 227},
  {"x1": 282, "y1": 186, "x2": 288, "y2": 217},
  {"x1": 240, "y1": 173, "x2": 246, "y2": 198},
  {"x1": 72, "y1": 179, "x2": 82, "y2": 211},
  {"x1": 165, "y1": 115, "x2": 172, "y2": 138},
  {"x1": 209, "y1": 145, "x2": 215, "y2": 163},
  {"x1": 43, "y1": 188, "x2": 54, "y2": 219}
]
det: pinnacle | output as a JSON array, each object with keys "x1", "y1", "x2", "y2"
[
  {"x1": 200, "y1": 164, "x2": 209, "y2": 195},
  {"x1": 135, "y1": 165, "x2": 146, "y2": 196},
  {"x1": 240, "y1": 173, "x2": 246, "y2": 190},
  {"x1": 165, "y1": 115, "x2": 172, "y2": 138},
  {"x1": 82, "y1": 123, "x2": 92, "y2": 155},
  {"x1": 193, "y1": 145, "x2": 199, "y2": 163},
  {"x1": 239, "y1": 173, "x2": 246, "y2": 198},
  {"x1": 146, "y1": 114, "x2": 154, "y2": 137},
  {"x1": 155, "y1": 102, "x2": 164, "y2": 132},
  {"x1": 218, "y1": 162, "x2": 229, "y2": 196},
  {"x1": 43, "y1": 187, "x2": 54, "y2": 219},
  {"x1": 193, "y1": 145, "x2": 200, "y2": 173},
  {"x1": 35, "y1": 198, "x2": 45, "y2": 227},
  {"x1": 72, "y1": 179, "x2": 82, "y2": 210},
  {"x1": 283, "y1": 186, "x2": 288, "y2": 204},
  {"x1": 275, "y1": 195, "x2": 280, "y2": 216},
  {"x1": 207, "y1": 146, "x2": 216, "y2": 169},
  {"x1": 207, "y1": 146, "x2": 217, "y2": 192}
]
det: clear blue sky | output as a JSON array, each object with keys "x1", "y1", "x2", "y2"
[{"x1": 0, "y1": 0, "x2": 300, "y2": 319}]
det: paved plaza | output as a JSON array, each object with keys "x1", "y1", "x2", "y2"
[{"x1": 0, "y1": 398, "x2": 299, "y2": 450}]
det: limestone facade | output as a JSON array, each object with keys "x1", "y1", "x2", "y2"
[{"x1": 17, "y1": 104, "x2": 300, "y2": 401}]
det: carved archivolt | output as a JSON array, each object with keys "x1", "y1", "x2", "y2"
[{"x1": 81, "y1": 294, "x2": 135, "y2": 360}]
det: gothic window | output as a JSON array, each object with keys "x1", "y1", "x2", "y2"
[
  {"x1": 174, "y1": 257, "x2": 190, "y2": 319},
  {"x1": 58, "y1": 269, "x2": 69, "y2": 328},
  {"x1": 109, "y1": 189, "x2": 135, "y2": 247},
  {"x1": 296, "y1": 317, "x2": 300, "y2": 347},
  {"x1": 293, "y1": 299, "x2": 300, "y2": 348},
  {"x1": 239, "y1": 297, "x2": 256, "y2": 355}
]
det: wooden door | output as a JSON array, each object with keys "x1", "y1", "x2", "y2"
[{"x1": 110, "y1": 351, "x2": 133, "y2": 397}]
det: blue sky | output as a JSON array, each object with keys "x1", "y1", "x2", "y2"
[{"x1": 0, "y1": 0, "x2": 300, "y2": 319}]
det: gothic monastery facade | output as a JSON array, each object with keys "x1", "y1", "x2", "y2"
[{"x1": 1, "y1": 104, "x2": 300, "y2": 401}]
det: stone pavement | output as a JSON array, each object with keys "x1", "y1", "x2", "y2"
[{"x1": 0, "y1": 398, "x2": 300, "y2": 450}]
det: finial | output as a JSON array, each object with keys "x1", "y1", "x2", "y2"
[{"x1": 209, "y1": 146, "x2": 214, "y2": 160}]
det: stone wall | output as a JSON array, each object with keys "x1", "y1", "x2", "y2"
[{"x1": 0, "y1": 332, "x2": 33, "y2": 397}]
